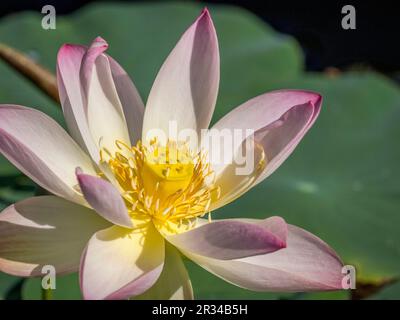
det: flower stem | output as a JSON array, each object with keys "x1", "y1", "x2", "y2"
[
  {"x1": 41, "y1": 287, "x2": 53, "y2": 300},
  {"x1": 0, "y1": 43, "x2": 59, "y2": 103}
]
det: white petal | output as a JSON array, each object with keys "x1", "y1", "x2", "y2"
[
  {"x1": 80, "y1": 224, "x2": 165, "y2": 300},
  {"x1": 142, "y1": 9, "x2": 219, "y2": 145},
  {"x1": 0, "y1": 196, "x2": 109, "y2": 276}
]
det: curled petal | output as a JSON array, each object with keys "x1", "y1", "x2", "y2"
[
  {"x1": 76, "y1": 172, "x2": 132, "y2": 228},
  {"x1": 57, "y1": 44, "x2": 99, "y2": 160},
  {"x1": 183, "y1": 218, "x2": 344, "y2": 292},
  {"x1": 57, "y1": 37, "x2": 144, "y2": 160},
  {"x1": 167, "y1": 217, "x2": 287, "y2": 260},
  {"x1": 81, "y1": 37, "x2": 131, "y2": 156},
  {"x1": 206, "y1": 91, "x2": 321, "y2": 210}
]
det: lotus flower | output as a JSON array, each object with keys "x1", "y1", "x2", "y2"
[{"x1": 0, "y1": 9, "x2": 343, "y2": 300}]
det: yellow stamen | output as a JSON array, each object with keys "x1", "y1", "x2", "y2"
[
  {"x1": 100, "y1": 139, "x2": 218, "y2": 234},
  {"x1": 98, "y1": 137, "x2": 267, "y2": 235}
]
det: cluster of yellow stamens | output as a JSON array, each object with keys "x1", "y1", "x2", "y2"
[{"x1": 99, "y1": 139, "x2": 220, "y2": 234}]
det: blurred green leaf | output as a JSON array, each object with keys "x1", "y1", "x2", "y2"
[
  {"x1": 0, "y1": 272, "x2": 21, "y2": 300},
  {"x1": 292, "y1": 290, "x2": 350, "y2": 300},
  {"x1": 368, "y1": 281, "x2": 400, "y2": 300}
]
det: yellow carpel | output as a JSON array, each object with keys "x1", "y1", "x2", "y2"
[{"x1": 141, "y1": 143, "x2": 195, "y2": 202}]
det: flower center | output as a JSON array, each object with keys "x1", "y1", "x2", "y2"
[{"x1": 100, "y1": 139, "x2": 220, "y2": 234}]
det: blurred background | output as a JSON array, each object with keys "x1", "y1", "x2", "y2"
[
  {"x1": 0, "y1": 0, "x2": 399, "y2": 300},
  {"x1": 2, "y1": 0, "x2": 400, "y2": 75}
]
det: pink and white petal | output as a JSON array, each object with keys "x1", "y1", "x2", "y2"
[
  {"x1": 210, "y1": 102, "x2": 316, "y2": 210},
  {"x1": 108, "y1": 57, "x2": 145, "y2": 145},
  {"x1": 76, "y1": 172, "x2": 132, "y2": 228},
  {"x1": 210, "y1": 90, "x2": 321, "y2": 142},
  {"x1": 206, "y1": 89, "x2": 321, "y2": 176},
  {"x1": 57, "y1": 39, "x2": 143, "y2": 160},
  {"x1": 0, "y1": 196, "x2": 109, "y2": 277},
  {"x1": 0, "y1": 105, "x2": 97, "y2": 204},
  {"x1": 80, "y1": 224, "x2": 164, "y2": 300},
  {"x1": 57, "y1": 44, "x2": 99, "y2": 161},
  {"x1": 166, "y1": 217, "x2": 287, "y2": 260},
  {"x1": 81, "y1": 37, "x2": 131, "y2": 155},
  {"x1": 142, "y1": 8, "x2": 219, "y2": 144},
  {"x1": 134, "y1": 243, "x2": 193, "y2": 300},
  {"x1": 183, "y1": 220, "x2": 344, "y2": 292}
]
